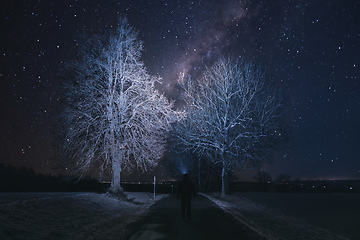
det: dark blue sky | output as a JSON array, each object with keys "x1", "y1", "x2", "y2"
[{"x1": 1, "y1": 0, "x2": 359, "y2": 180}]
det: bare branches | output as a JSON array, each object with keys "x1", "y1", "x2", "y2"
[
  {"x1": 175, "y1": 56, "x2": 285, "y2": 172},
  {"x1": 63, "y1": 19, "x2": 177, "y2": 191}
]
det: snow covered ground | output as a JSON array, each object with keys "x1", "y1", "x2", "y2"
[
  {"x1": 1, "y1": 191, "x2": 358, "y2": 240},
  {"x1": 202, "y1": 192, "x2": 359, "y2": 240},
  {"x1": 0, "y1": 192, "x2": 168, "y2": 240}
]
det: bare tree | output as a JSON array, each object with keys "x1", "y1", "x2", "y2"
[
  {"x1": 175, "y1": 57, "x2": 285, "y2": 196},
  {"x1": 63, "y1": 19, "x2": 176, "y2": 193},
  {"x1": 254, "y1": 170, "x2": 272, "y2": 183}
]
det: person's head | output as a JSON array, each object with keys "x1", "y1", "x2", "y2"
[{"x1": 183, "y1": 174, "x2": 189, "y2": 181}]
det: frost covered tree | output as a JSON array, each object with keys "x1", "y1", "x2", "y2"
[
  {"x1": 254, "y1": 170, "x2": 272, "y2": 183},
  {"x1": 63, "y1": 19, "x2": 175, "y2": 193},
  {"x1": 175, "y1": 57, "x2": 285, "y2": 196}
]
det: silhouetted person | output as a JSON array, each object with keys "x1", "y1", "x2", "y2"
[{"x1": 177, "y1": 174, "x2": 196, "y2": 220}]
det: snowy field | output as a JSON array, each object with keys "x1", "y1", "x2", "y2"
[
  {"x1": 0, "y1": 192, "x2": 168, "y2": 240},
  {"x1": 204, "y1": 192, "x2": 360, "y2": 240},
  {"x1": 1, "y1": 191, "x2": 359, "y2": 240}
]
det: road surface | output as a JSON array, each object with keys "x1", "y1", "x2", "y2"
[{"x1": 127, "y1": 194, "x2": 265, "y2": 240}]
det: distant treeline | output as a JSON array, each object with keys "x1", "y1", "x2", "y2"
[
  {"x1": 230, "y1": 180, "x2": 360, "y2": 193},
  {"x1": 0, "y1": 164, "x2": 105, "y2": 192},
  {"x1": 2, "y1": 164, "x2": 359, "y2": 193}
]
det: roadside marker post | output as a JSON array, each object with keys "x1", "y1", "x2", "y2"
[{"x1": 153, "y1": 176, "x2": 156, "y2": 199}]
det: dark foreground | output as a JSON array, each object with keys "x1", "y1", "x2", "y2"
[
  {"x1": 0, "y1": 192, "x2": 165, "y2": 240},
  {"x1": 127, "y1": 194, "x2": 265, "y2": 240}
]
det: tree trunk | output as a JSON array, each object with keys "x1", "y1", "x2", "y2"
[
  {"x1": 109, "y1": 156, "x2": 122, "y2": 194},
  {"x1": 198, "y1": 158, "x2": 202, "y2": 192},
  {"x1": 221, "y1": 160, "x2": 227, "y2": 197}
]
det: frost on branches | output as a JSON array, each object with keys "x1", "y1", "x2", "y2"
[
  {"x1": 175, "y1": 57, "x2": 285, "y2": 196},
  {"x1": 63, "y1": 19, "x2": 176, "y2": 193}
]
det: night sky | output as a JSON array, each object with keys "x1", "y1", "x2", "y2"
[{"x1": 1, "y1": 0, "x2": 359, "y2": 180}]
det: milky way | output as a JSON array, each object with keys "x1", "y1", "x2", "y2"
[{"x1": 158, "y1": 0, "x2": 262, "y2": 96}]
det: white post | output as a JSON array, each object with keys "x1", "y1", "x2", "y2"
[{"x1": 153, "y1": 176, "x2": 156, "y2": 199}]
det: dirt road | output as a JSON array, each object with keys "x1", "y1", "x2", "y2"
[{"x1": 127, "y1": 194, "x2": 265, "y2": 240}]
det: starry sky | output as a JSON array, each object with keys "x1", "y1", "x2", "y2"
[{"x1": 1, "y1": 0, "x2": 359, "y2": 180}]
